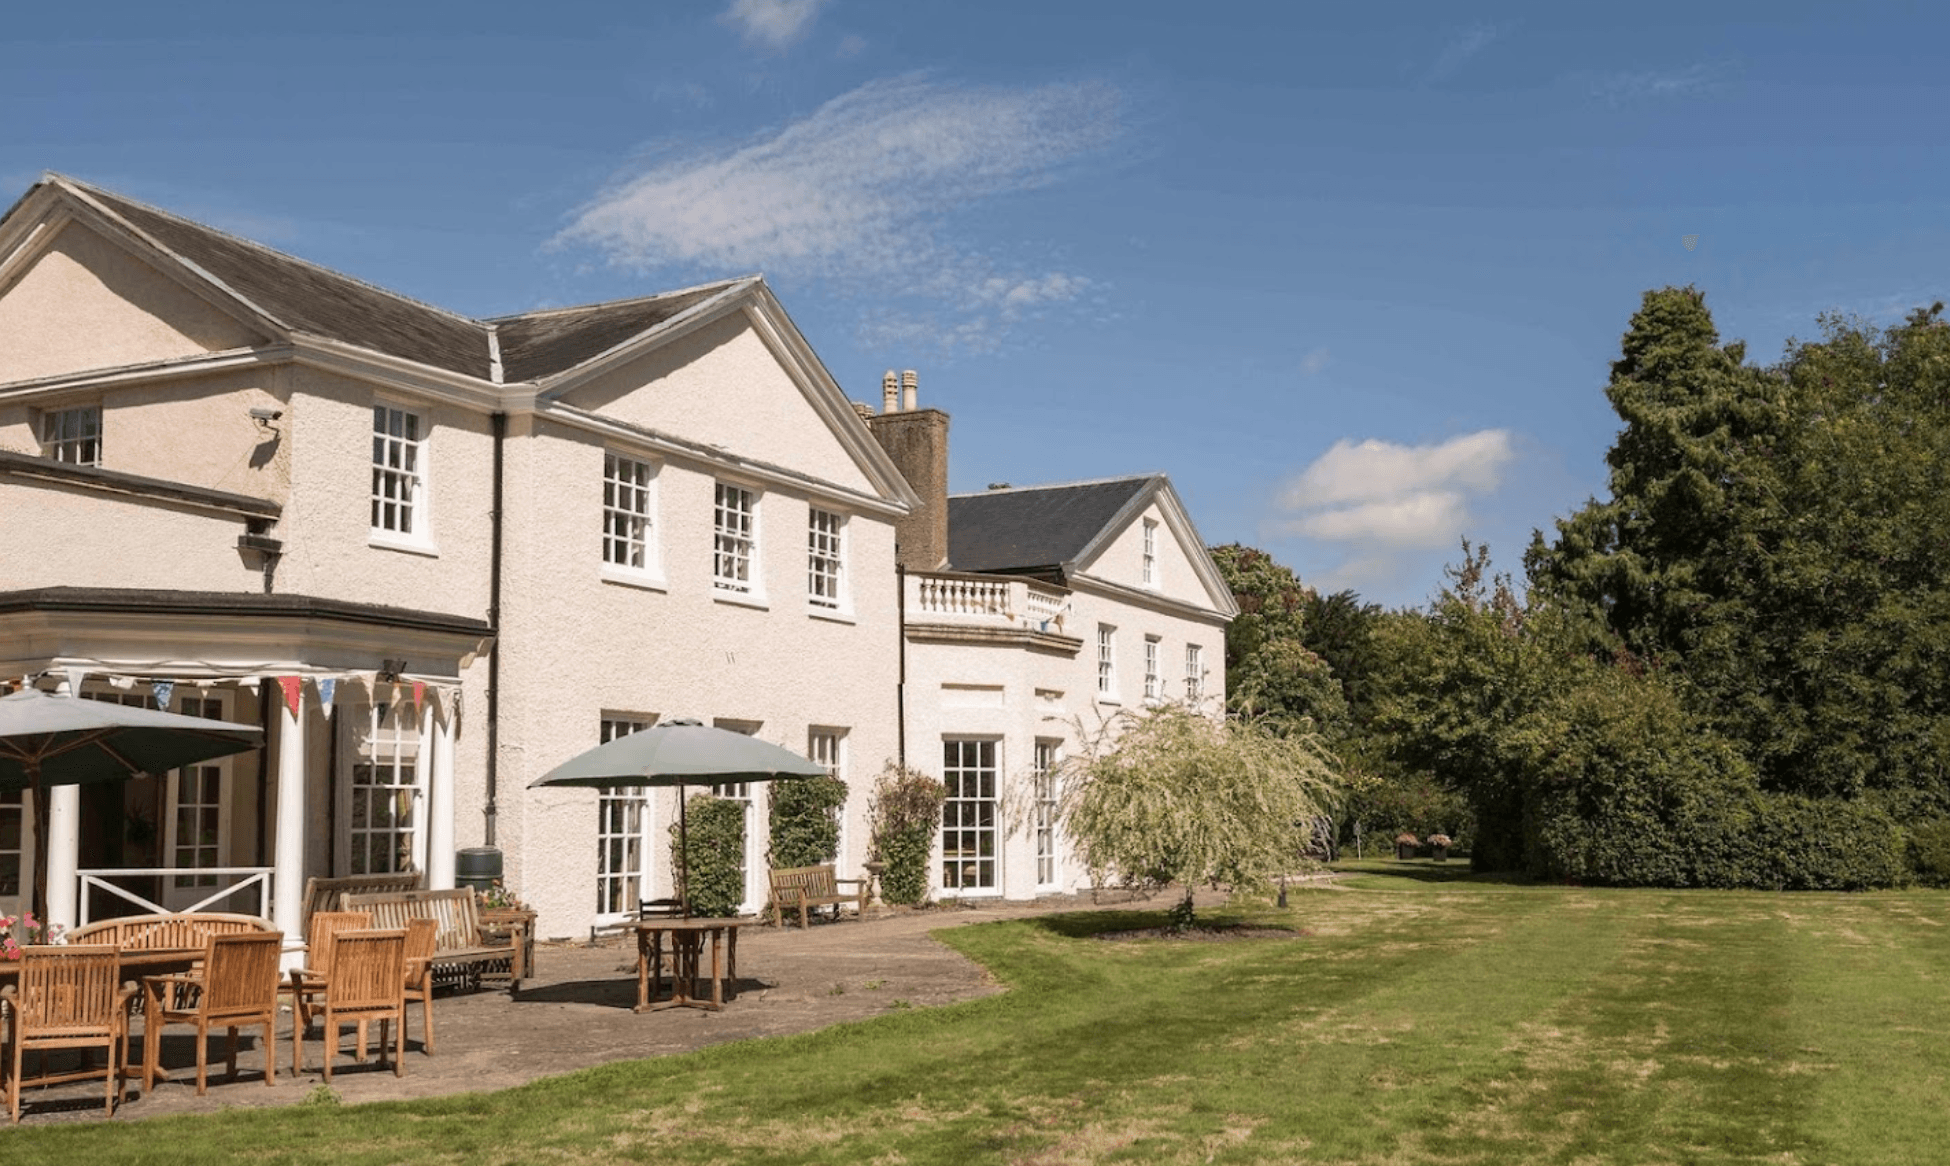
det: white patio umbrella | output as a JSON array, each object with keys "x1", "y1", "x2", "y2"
[
  {"x1": 528, "y1": 719, "x2": 826, "y2": 916},
  {"x1": 0, "y1": 688, "x2": 264, "y2": 927}
]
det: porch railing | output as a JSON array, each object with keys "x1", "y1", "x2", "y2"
[
  {"x1": 75, "y1": 866, "x2": 275, "y2": 925},
  {"x1": 907, "y1": 572, "x2": 1073, "y2": 633}
]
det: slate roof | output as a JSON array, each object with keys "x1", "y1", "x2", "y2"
[
  {"x1": 76, "y1": 181, "x2": 494, "y2": 379},
  {"x1": 946, "y1": 475, "x2": 1159, "y2": 577},
  {"x1": 50, "y1": 176, "x2": 744, "y2": 385},
  {"x1": 490, "y1": 282, "x2": 742, "y2": 383}
]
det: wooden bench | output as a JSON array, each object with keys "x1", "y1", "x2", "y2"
[
  {"x1": 767, "y1": 865, "x2": 866, "y2": 929},
  {"x1": 68, "y1": 912, "x2": 277, "y2": 949},
  {"x1": 300, "y1": 873, "x2": 423, "y2": 940},
  {"x1": 343, "y1": 889, "x2": 525, "y2": 988}
]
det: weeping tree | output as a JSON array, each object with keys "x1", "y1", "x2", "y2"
[{"x1": 1062, "y1": 705, "x2": 1341, "y2": 926}]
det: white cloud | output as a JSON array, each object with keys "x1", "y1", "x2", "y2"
[
  {"x1": 836, "y1": 33, "x2": 867, "y2": 59},
  {"x1": 1285, "y1": 492, "x2": 1471, "y2": 549},
  {"x1": 1588, "y1": 61, "x2": 1737, "y2": 106},
  {"x1": 1426, "y1": 23, "x2": 1502, "y2": 84},
  {"x1": 721, "y1": 0, "x2": 827, "y2": 52},
  {"x1": 556, "y1": 74, "x2": 1120, "y2": 355},
  {"x1": 1299, "y1": 347, "x2": 1330, "y2": 376},
  {"x1": 1279, "y1": 431, "x2": 1514, "y2": 513}
]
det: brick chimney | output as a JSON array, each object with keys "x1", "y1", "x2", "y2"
[{"x1": 866, "y1": 369, "x2": 949, "y2": 571}]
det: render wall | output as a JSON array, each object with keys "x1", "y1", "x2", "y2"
[
  {"x1": 0, "y1": 479, "x2": 265, "y2": 593},
  {"x1": 494, "y1": 412, "x2": 903, "y2": 939}
]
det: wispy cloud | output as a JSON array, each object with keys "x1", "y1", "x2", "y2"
[
  {"x1": 1299, "y1": 347, "x2": 1331, "y2": 377},
  {"x1": 721, "y1": 0, "x2": 827, "y2": 53},
  {"x1": 1425, "y1": 23, "x2": 1503, "y2": 85},
  {"x1": 556, "y1": 74, "x2": 1121, "y2": 355},
  {"x1": 1587, "y1": 61, "x2": 1738, "y2": 107},
  {"x1": 836, "y1": 33, "x2": 867, "y2": 59}
]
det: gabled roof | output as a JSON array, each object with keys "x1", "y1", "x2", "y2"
[
  {"x1": 490, "y1": 281, "x2": 744, "y2": 383},
  {"x1": 64, "y1": 178, "x2": 494, "y2": 379},
  {"x1": 22, "y1": 176, "x2": 756, "y2": 386},
  {"x1": 947, "y1": 475, "x2": 1158, "y2": 576}
]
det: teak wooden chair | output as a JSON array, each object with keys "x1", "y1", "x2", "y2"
[
  {"x1": 294, "y1": 929, "x2": 407, "y2": 1082},
  {"x1": 401, "y1": 917, "x2": 437, "y2": 1055},
  {"x1": 0, "y1": 944, "x2": 137, "y2": 1123},
  {"x1": 287, "y1": 910, "x2": 372, "y2": 1038},
  {"x1": 141, "y1": 931, "x2": 284, "y2": 1096}
]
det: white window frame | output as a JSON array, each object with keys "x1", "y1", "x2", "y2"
[
  {"x1": 340, "y1": 696, "x2": 427, "y2": 876},
  {"x1": 42, "y1": 405, "x2": 102, "y2": 466},
  {"x1": 941, "y1": 738, "x2": 1000, "y2": 895},
  {"x1": 0, "y1": 787, "x2": 26, "y2": 917},
  {"x1": 1034, "y1": 740, "x2": 1060, "y2": 889},
  {"x1": 808, "y1": 727, "x2": 847, "y2": 867},
  {"x1": 371, "y1": 402, "x2": 434, "y2": 553},
  {"x1": 1141, "y1": 519, "x2": 1159, "y2": 588},
  {"x1": 163, "y1": 693, "x2": 234, "y2": 909},
  {"x1": 601, "y1": 453, "x2": 664, "y2": 588},
  {"x1": 1143, "y1": 636, "x2": 1161, "y2": 701},
  {"x1": 806, "y1": 508, "x2": 849, "y2": 616},
  {"x1": 1096, "y1": 624, "x2": 1118, "y2": 701},
  {"x1": 596, "y1": 716, "x2": 655, "y2": 920},
  {"x1": 1186, "y1": 644, "x2": 1205, "y2": 702},
  {"x1": 713, "y1": 482, "x2": 765, "y2": 604}
]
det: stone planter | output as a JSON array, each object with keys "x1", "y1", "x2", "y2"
[
  {"x1": 1431, "y1": 846, "x2": 1448, "y2": 862},
  {"x1": 1395, "y1": 843, "x2": 1416, "y2": 860}
]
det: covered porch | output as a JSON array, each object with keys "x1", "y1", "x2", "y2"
[{"x1": 0, "y1": 587, "x2": 492, "y2": 939}]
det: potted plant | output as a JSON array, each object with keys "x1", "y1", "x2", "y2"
[
  {"x1": 0, "y1": 912, "x2": 63, "y2": 961},
  {"x1": 1428, "y1": 833, "x2": 1452, "y2": 861},
  {"x1": 1395, "y1": 832, "x2": 1419, "y2": 861}
]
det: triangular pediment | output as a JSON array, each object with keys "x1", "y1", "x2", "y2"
[
  {"x1": 539, "y1": 282, "x2": 919, "y2": 507},
  {"x1": 1070, "y1": 477, "x2": 1239, "y2": 618},
  {"x1": 0, "y1": 198, "x2": 270, "y2": 385}
]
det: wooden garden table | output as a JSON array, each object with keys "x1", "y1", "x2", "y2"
[{"x1": 627, "y1": 918, "x2": 749, "y2": 1012}]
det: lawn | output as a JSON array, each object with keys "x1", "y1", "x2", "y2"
[{"x1": 12, "y1": 868, "x2": 1950, "y2": 1164}]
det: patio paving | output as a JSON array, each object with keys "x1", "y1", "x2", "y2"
[{"x1": 11, "y1": 887, "x2": 1226, "y2": 1125}]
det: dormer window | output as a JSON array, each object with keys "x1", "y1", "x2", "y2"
[{"x1": 42, "y1": 406, "x2": 101, "y2": 466}]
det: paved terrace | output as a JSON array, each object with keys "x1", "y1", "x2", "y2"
[{"x1": 14, "y1": 887, "x2": 1242, "y2": 1125}]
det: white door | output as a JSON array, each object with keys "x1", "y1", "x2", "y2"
[
  {"x1": 0, "y1": 788, "x2": 27, "y2": 919},
  {"x1": 340, "y1": 698, "x2": 426, "y2": 875}
]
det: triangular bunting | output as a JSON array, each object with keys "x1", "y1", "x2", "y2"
[
  {"x1": 412, "y1": 680, "x2": 426, "y2": 710},
  {"x1": 151, "y1": 680, "x2": 175, "y2": 710},
  {"x1": 277, "y1": 676, "x2": 302, "y2": 717},
  {"x1": 319, "y1": 677, "x2": 337, "y2": 720}
]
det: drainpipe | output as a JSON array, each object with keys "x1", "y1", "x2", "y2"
[
  {"x1": 485, "y1": 412, "x2": 506, "y2": 847},
  {"x1": 896, "y1": 561, "x2": 907, "y2": 770}
]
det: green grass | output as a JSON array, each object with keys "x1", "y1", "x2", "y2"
[{"x1": 13, "y1": 874, "x2": 1950, "y2": 1164}]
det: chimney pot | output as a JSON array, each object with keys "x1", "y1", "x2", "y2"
[
  {"x1": 901, "y1": 369, "x2": 918, "y2": 412},
  {"x1": 882, "y1": 370, "x2": 899, "y2": 414}
]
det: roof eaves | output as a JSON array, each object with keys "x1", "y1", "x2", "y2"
[{"x1": 530, "y1": 276, "x2": 762, "y2": 391}]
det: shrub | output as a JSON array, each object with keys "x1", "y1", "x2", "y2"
[
  {"x1": 767, "y1": 774, "x2": 848, "y2": 870},
  {"x1": 1907, "y1": 819, "x2": 1950, "y2": 887},
  {"x1": 674, "y1": 794, "x2": 746, "y2": 917},
  {"x1": 868, "y1": 763, "x2": 945, "y2": 906}
]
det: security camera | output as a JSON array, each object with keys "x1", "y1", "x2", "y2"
[{"x1": 249, "y1": 406, "x2": 283, "y2": 423}]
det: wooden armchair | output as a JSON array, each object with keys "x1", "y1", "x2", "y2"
[
  {"x1": 0, "y1": 945, "x2": 137, "y2": 1123},
  {"x1": 287, "y1": 910, "x2": 371, "y2": 1038},
  {"x1": 141, "y1": 931, "x2": 284, "y2": 1096},
  {"x1": 402, "y1": 917, "x2": 437, "y2": 1055},
  {"x1": 295, "y1": 929, "x2": 407, "y2": 1082}
]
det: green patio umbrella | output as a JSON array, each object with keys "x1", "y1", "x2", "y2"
[
  {"x1": 528, "y1": 718, "x2": 826, "y2": 916},
  {"x1": 0, "y1": 688, "x2": 264, "y2": 928}
]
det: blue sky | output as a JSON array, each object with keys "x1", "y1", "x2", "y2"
[{"x1": 6, "y1": 1, "x2": 1945, "y2": 607}]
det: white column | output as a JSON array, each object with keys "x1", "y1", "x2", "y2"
[
  {"x1": 45, "y1": 786, "x2": 80, "y2": 929},
  {"x1": 427, "y1": 704, "x2": 456, "y2": 890},
  {"x1": 272, "y1": 689, "x2": 307, "y2": 948}
]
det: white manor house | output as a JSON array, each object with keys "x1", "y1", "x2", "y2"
[{"x1": 0, "y1": 175, "x2": 1236, "y2": 940}]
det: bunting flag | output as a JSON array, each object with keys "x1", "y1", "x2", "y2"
[
  {"x1": 151, "y1": 680, "x2": 175, "y2": 710},
  {"x1": 108, "y1": 675, "x2": 136, "y2": 690},
  {"x1": 319, "y1": 677, "x2": 337, "y2": 720},
  {"x1": 278, "y1": 676, "x2": 302, "y2": 717},
  {"x1": 412, "y1": 680, "x2": 426, "y2": 710},
  {"x1": 62, "y1": 667, "x2": 89, "y2": 697}
]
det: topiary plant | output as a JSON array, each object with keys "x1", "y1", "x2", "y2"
[
  {"x1": 867, "y1": 762, "x2": 946, "y2": 906},
  {"x1": 674, "y1": 794, "x2": 747, "y2": 917}
]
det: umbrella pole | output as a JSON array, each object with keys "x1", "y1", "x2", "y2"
[
  {"x1": 27, "y1": 760, "x2": 49, "y2": 933},
  {"x1": 678, "y1": 783, "x2": 690, "y2": 919}
]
